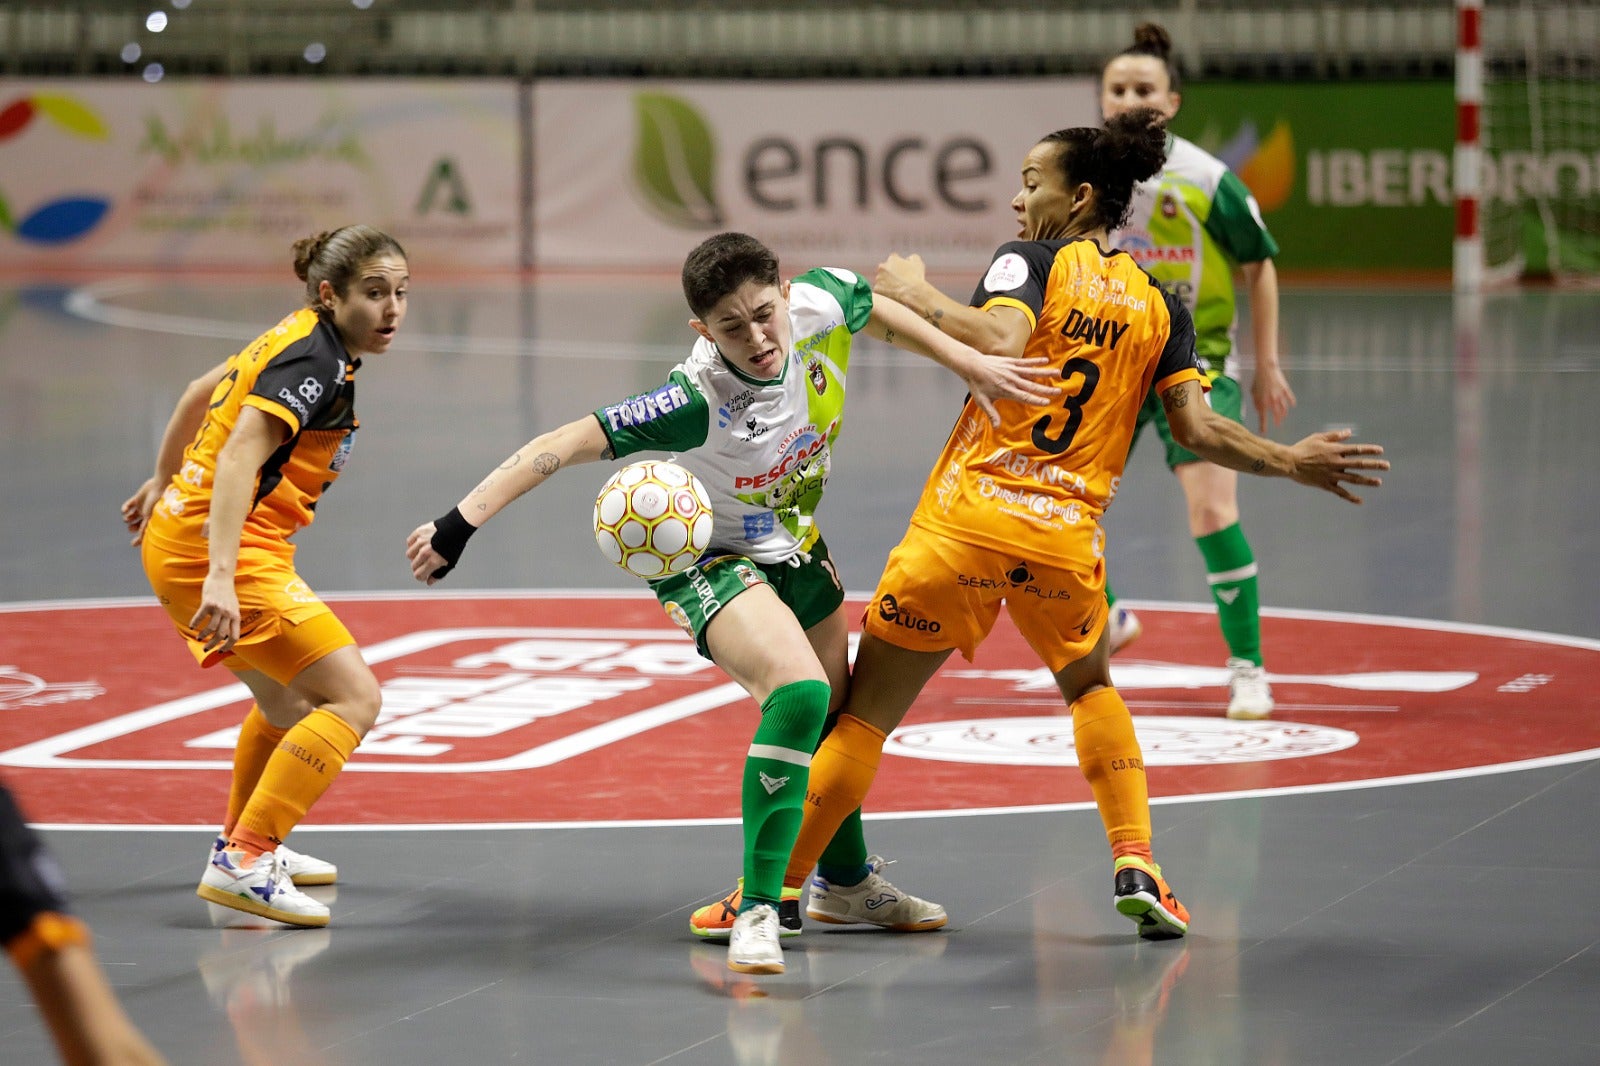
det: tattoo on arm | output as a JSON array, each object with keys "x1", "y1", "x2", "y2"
[
  {"x1": 923, "y1": 308, "x2": 944, "y2": 331},
  {"x1": 532, "y1": 452, "x2": 560, "y2": 476},
  {"x1": 600, "y1": 442, "x2": 615, "y2": 461},
  {"x1": 1162, "y1": 386, "x2": 1190, "y2": 411},
  {"x1": 1251, "y1": 458, "x2": 1266, "y2": 473},
  {"x1": 883, "y1": 327, "x2": 896, "y2": 345},
  {"x1": 497, "y1": 454, "x2": 522, "y2": 472}
]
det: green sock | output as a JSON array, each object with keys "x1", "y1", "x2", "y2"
[
  {"x1": 740, "y1": 680, "x2": 829, "y2": 911},
  {"x1": 1105, "y1": 578, "x2": 1119, "y2": 609},
  {"x1": 1197, "y1": 523, "x2": 1261, "y2": 665},
  {"x1": 817, "y1": 808, "x2": 869, "y2": 886}
]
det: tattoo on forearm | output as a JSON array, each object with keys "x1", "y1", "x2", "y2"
[
  {"x1": 497, "y1": 455, "x2": 522, "y2": 472},
  {"x1": 1251, "y1": 458, "x2": 1267, "y2": 473},
  {"x1": 883, "y1": 327, "x2": 896, "y2": 345},
  {"x1": 923, "y1": 308, "x2": 944, "y2": 331},
  {"x1": 533, "y1": 452, "x2": 560, "y2": 476}
]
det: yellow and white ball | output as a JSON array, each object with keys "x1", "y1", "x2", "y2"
[{"x1": 593, "y1": 460, "x2": 713, "y2": 579}]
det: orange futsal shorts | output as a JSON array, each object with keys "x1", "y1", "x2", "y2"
[
  {"x1": 861, "y1": 522, "x2": 1107, "y2": 673},
  {"x1": 140, "y1": 537, "x2": 355, "y2": 685}
]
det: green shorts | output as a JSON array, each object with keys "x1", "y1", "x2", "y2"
[
  {"x1": 1133, "y1": 370, "x2": 1243, "y2": 469},
  {"x1": 649, "y1": 534, "x2": 846, "y2": 658}
]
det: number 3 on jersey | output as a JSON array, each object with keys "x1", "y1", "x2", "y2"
[{"x1": 1031, "y1": 357, "x2": 1100, "y2": 455}]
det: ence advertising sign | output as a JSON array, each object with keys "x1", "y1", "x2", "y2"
[
  {"x1": 0, "y1": 80, "x2": 520, "y2": 271},
  {"x1": 532, "y1": 79, "x2": 1099, "y2": 273}
]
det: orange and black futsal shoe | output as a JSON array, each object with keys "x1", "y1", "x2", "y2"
[
  {"x1": 690, "y1": 878, "x2": 803, "y2": 940},
  {"x1": 1113, "y1": 856, "x2": 1190, "y2": 940}
]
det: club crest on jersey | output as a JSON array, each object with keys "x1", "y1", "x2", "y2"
[
  {"x1": 1161, "y1": 192, "x2": 1179, "y2": 218},
  {"x1": 808, "y1": 359, "x2": 828, "y2": 394}
]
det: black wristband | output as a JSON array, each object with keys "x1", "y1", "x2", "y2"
[{"x1": 428, "y1": 506, "x2": 477, "y2": 579}]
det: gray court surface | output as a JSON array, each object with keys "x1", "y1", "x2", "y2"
[{"x1": 2, "y1": 274, "x2": 1598, "y2": 1065}]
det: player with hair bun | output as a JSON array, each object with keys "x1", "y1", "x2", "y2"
[
  {"x1": 758, "y1": 110, "x2": 1388, "y2": 944},
  {"x1": 1100, "y1": 22, "x2": 1298, "y2": 719},
  {"x1": 122, "y1": 225, "x2": 409, "y2": 928}
]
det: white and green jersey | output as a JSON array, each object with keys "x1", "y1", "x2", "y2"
[
  {"x1": 1111, "y1": 133, "x2": 1279, "y2": 372},
  {"x1": 593, "y1": 268, "x2": 872, "y2": 564}
]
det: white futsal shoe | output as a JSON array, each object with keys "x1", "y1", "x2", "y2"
[
  {"x1": 1107, "y1": 606, "x2": 1143, "y2": 656},
  {"x1": 197, "y1": 847, "x2": 330, "y2": 928},
  {"x1": 1225, "y1": 658, "x2": 1275, "y2": 720},
  {"x1": 211, "y1": 835, "x2": 337, "y2": 887},
  {"x1": 727, "y1": 904, "x2": 785, "y2": 975}
]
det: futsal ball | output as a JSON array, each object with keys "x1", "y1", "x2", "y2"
[{"x1": 593, "y1": 460, "x2": 714, "y2": 579}]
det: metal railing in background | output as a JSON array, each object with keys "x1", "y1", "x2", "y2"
[{"x1": 0, "y1": 1, "x2": 1474, "y2": 80}]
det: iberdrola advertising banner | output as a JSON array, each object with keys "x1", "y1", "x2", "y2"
[
  {"x1": 0, "y1": 80, "x2": 520, "y2": 271},
  {"x1": 1167, "y1": 81, "x2": 1457, "y2": 274}
]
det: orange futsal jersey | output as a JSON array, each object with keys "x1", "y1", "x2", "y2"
[
  {"x1": 146, "y1": 307, "x2": 359, "y2": 555},
  {"x1": 910, "y1": 238, "x2": 1205, "y2": 563}
]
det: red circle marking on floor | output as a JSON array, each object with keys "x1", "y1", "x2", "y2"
[{"x1": 2, "y1": 592, "x2": 1596, "y2": 827}]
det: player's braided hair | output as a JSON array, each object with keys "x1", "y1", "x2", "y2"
[
  {"x1": 681, "y1": 232, "x2": 781, "y2": 319},
  {"x1": 1117, "y1": 21, "x2": 1182, "y2": 94},
  {"x1": 292, "y1": 225, "x2": 407, "y2": 308},
  {"x1": 1040, "y1": 109, "x2": 1168, "y2": 232}
]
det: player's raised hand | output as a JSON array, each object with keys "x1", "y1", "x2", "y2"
[
  {"x1": 1287, "y1": 428, "x2": 1388, "y2": 504},
  {"x1": 874, "y1": 253, "x2": 929, "y2": 306}
]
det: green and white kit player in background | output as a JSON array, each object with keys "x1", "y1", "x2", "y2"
[
  {"x1": 404, "y1": 232, "x2": 1055, "y2": 974},
  {"x1": 1100, "y1": 22, "x2": 1299, "y2": 720}
]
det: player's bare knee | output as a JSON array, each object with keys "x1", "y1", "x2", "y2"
[
  {"x1": 325, "y1": 674, "x2": 382, "y2": 736},
  {"x1": 1187, "y1": 499, "x2": 1238, "y2": 537}
]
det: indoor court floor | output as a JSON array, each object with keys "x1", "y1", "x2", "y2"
[{"x1": 1, "y1": 271, "x2": 1597, "y2": 1065}]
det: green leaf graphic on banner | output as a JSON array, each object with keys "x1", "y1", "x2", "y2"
[
  {"x1": 633, "y1": 92, "x2": 722, "y2": 229},
  {"x1": 32, "y1": 95, "x2": 108, "y2": 140}
]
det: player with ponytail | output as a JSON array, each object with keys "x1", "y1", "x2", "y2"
[
  {"x1": 737, "y1": 112, "x2": 1385, "y2": 944},
  {"x1": 121, "y1": 225, "x2": 409, "y2": 928}
]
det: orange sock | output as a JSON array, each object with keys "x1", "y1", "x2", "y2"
[
  {"x1": 1071, "y1": 687, "x2": 1152, "y2": 853},
  {"x1": 223, "y1": 706, "x2": 289, "y2": 837},
  {"x1": 232, "y1": 708, "x2": 360, "y2": 852},
  {"x1": 783, "y1": 714, "x2": 886, "y2": 888}
]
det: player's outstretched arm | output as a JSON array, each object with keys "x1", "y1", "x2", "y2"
[
  {"x1": 121, "y1": 359, "x2": 232, "y2": 546},
  {"x1": 1161, "y1": 379, "x2": 1388, "y2": 504},
  {"x1": 873, "y1": 253, "x2": 1028, "y2": 359},
  {"x1": 406, "y1": 414, "x2": 611, "y2": 585},
  {"x1": 864, "y1": 293, "x2": 1057, "y2": 425}
]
